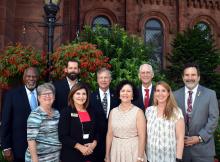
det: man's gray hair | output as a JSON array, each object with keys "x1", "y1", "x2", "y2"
[
  {"x1": 97, "y1": 67, "x2": 112, "y2": 78},
  {"x1": 37, "y1": 82, "x2": 55, "y2": 96},
  {"x1": 138, "y1": 63, "x2": 154, "y2": 76}
]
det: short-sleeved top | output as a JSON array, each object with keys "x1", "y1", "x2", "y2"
[
  {"x1": 145, "y1": 106, "x2": 183, "y2": 162},
  {"x1": 25, "y1": 106, "x2": 61, "y2": 162}
]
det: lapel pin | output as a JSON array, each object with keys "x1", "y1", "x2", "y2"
[{"x1": 198, "y1": 91, "x2": 201, "y2": 96}]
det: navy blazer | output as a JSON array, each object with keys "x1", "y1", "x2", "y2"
[
  {"x1": 1, "y1": 86, "x2": 31, "y2": 160},
  {"x1": 89, "y1": 89, "x2": 119, "y2": 162},
  {"x1": 53, "y1": 78, "x2": 70, "y2": 111},
  {"x1": 58, "y1": 106, "x2": 97, "y2": 162},
  {"x1": 90, "y1": 89, "x2": 119, "y2": 136},
  {"x1": 132, "y1": 85, "x2": 154, "y2": 111}
]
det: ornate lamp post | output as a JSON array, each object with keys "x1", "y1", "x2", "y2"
[{"x1": 43, "y1": 0, "x2": 60, "y2": 81}]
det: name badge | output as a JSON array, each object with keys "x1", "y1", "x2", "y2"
[
  {"x1": 71, "y1": 113, "x2": 78, "y2": 117},
  {"x1": 83, "y1": 134, "x2": 89, "y2": 139}
]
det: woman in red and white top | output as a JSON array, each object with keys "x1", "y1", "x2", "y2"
[{"x1": 58, "y1": 82, "x2": 97, "y2": 162}]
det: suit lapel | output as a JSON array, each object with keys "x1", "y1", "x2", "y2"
[
  {"x1": 180, "y1": 87, "x2": 186, "y2": 117},
  {"x1": 21, "y1": 86, "x2": 32, "y2": 112},
  {"x1": 64, "y1": 78, "x2": 70, "y2": 92},
  {"x1": 109, "y1": 90, "x2": 115, "y2": 110},
  {"x1": 139, "y1": 86, "x2": 145, "y2": 108},
  {"x1": 191, "y1": 85, "x2": 202, "y2": 119},
  {"x1": 149, "y1": 86, "x2": 154, "y2": 106},
  {"x1": 95, "y1": 91, "x2": 105, "y2": 114}
]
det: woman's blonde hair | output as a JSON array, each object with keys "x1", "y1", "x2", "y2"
[{"x1": 153, "y1": 81, "x2": 178, "y2": 120}]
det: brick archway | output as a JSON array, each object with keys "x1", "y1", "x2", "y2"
[{"x1": 84, "y1": 8, "x2": 117, "y2": 26}]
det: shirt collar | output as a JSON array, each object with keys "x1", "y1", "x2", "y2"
[
  {"x1": 142, "y1": 83, "x2": 152, "y2": 91},
  {"x1": 25, "y1": 86, "x2": 37, "y2": 95},
  {"x1": 99, "y1": 88, "x2": 110, "y2": 96},
  {"x1": 185, "y1": 84, "x2": 199, "y2": 94}
]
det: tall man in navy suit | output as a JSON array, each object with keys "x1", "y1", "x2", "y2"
[
  {"x1": 133, "y1": 63, "x2": 154, "y2": 111},
  {"x1": 90, "y1": 67, "x2": 119, "y2": 162},
  {"x1": 53, "y1": 60, "x2": 80, "y2": 111},
  {"x1": 1, "y1": 67, "x2": 39, "y2": 162},
  {"x1": 174, "y1": 63, "x2": 219, "y2": 162}
]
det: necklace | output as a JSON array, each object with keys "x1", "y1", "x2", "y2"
[{"x1": 118, "y1": 104, "x2": 133, "y2": 113}]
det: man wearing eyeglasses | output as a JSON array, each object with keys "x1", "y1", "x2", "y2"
[{"x1": 133, "y1": 63, "x2": 155, "y2": 112}]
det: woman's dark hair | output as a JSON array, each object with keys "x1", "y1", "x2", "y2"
[
  {"x1": 68, "y1": 82, "x2": 90, "y2": 109},
  {"x1": 115, "y1": 80, "x2": 138, "y2": 101}
]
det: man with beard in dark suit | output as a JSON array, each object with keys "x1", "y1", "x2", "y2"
[
  {"x1": 53, "y1": 60, "x2": 80, "y2": 111},
  {"x1": 90, "y1": 67, "x2": 119, "y2": 162},
  {"x1": 133, "y1": 63, "x2": 155, "y2": 111},
  {"x1": 1, "y1": 67, "x2": 39, "y2": 162}
]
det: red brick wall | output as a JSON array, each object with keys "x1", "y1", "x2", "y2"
[
  {"x1": 0, "y1": 0, "x2": 16, "y2": 50},
  {"x1": 0, "y1": 0, "x2": 220, "y2": 59}
]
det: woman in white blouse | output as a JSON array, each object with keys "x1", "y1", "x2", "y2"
[{"x1": 145, "y1": 81, "x2": 185, "y2": 162}]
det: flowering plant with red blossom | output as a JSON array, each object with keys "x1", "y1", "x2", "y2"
[
  {"x1": 0, "y1": 43, "x2": 47, "y2": 89},
  {"x1": 51, "y1": 42, "x2": 111, "y2": 89}
]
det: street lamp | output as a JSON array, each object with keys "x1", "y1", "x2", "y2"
[{"x1": 43, "y1": 0, "x2": 60, "y2": 81}]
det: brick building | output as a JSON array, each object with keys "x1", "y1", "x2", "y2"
[{"x1": 0, "y1": 0, "x2": 220, "y2": 67}]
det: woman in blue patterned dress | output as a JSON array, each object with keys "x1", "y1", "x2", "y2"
[{"x1": 25, "y1": 83, "x2": 61, "y2": 162}]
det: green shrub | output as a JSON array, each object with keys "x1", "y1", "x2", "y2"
[{"x1": 77, "y1": 25, "x2": 164, "y2": 88}]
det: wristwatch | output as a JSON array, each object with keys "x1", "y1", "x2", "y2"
[{"x1": 198, "y1": 135, "x2": 203, "y2": 143}]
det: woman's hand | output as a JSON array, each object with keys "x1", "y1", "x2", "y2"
[
  {"x1": 78, "y1": 144, "x2": 93, "y2": 156},
  {"x1": 104, "y1": 156, "x2": 111, "y2": 162},
  {"x1": 84, "y1": 140, "x2": 97, "y2": 151}
]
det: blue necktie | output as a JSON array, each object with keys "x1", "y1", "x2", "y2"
[{"x1": 30, "y1": 91, "x2": 37, "y2": 110}]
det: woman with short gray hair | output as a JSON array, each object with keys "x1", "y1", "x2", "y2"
[{"x1": 25, "y1": 83, "x2": 61, "y2": 162}]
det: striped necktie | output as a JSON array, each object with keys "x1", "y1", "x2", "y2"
[{"x1": 102, "y1": 92, "x2": 108, "y2": 115}]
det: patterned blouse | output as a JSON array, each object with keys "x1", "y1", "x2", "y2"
[
  {"x1": 145, "y1": 106, "x2": 183, "y2": 162},
  {"x1": 25, "y1": 106, "x2": 61, "y2": 162}
]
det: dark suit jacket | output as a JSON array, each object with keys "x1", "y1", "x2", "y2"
[
  {"x1": 174, "y1": 85, "x2": 219, "y2": 157},
  {"x1": 89, "y1": 89, "x2": 119, "y2": 162},
  {"x1": 58, "y1": 106, "x2": 97, "y2": 162},
  {"x1": 1, "y1": 86, "x2": 31, "y2": 160},
  {"x1": 133, "y1": 85, "x2": 154, "y2": 111},
  {"x1": 53, "y1": 78, "x2": 70, "y2": 111}
]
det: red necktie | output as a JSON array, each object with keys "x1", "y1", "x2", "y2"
[
  {"x1": 187, "y1": 91, "x2": 193, "y2": 113},
  {"x1": 144, "y1": 89, "x2": 150, "y2": 109},
  {"x1": 186, "y1": 91, "x2": 193, "y2": 130}
]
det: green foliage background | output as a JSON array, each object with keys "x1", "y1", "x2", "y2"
[{"x1": 77, "y1": 25, "x2": 165, "y2": 88}]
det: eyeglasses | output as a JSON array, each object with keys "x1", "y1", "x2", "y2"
[{"x1": 40, "y1": 92, "x2": 53, "y2": 97}]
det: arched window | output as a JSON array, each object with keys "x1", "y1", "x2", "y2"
[
  {"x1": 194, "y1": 21, "x2": 211, "y2": 39},
  {"x1": 92, "y1": 16, "x2": 111, "y2": 29},
  {"x1": 145, "y1": 19, "x2": 164, "y2": 69},
  {"x1": 195, "y1": 21, "x2": 210, "y2": 31}
]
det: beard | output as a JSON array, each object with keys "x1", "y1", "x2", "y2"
[{"x1": 67, "y1": 72, "x2": 79, "y2": 81}]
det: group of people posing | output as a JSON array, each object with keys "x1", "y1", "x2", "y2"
[{"x1": 1, "y1": 61, "x2": 219, "y2": 162}]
